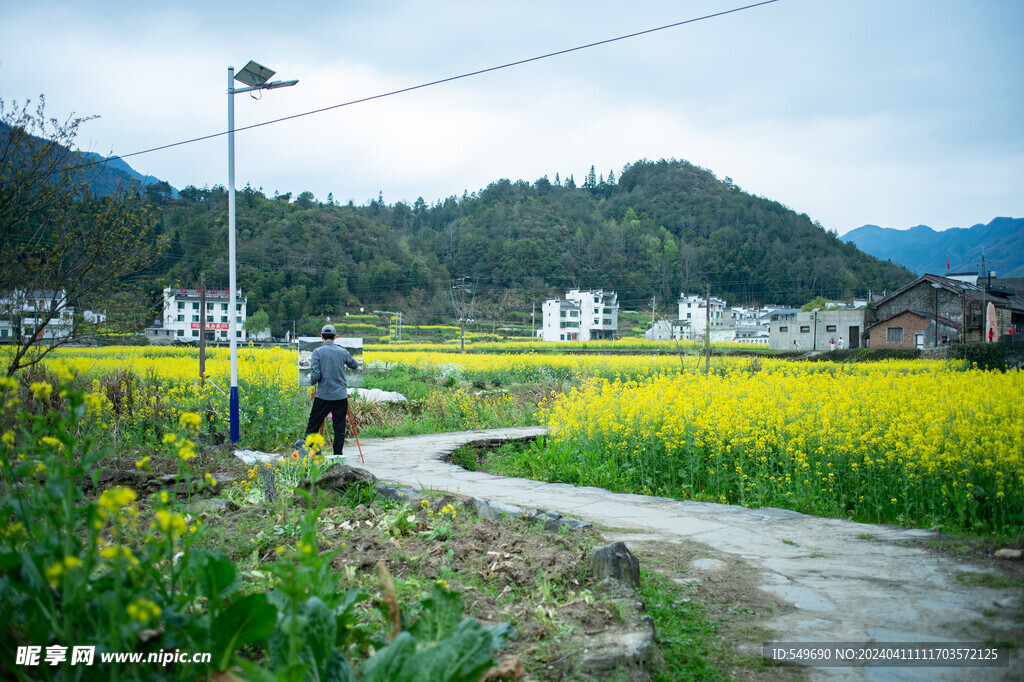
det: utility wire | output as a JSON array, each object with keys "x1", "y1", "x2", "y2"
[{"x1": 64, "y1": 1, "x2": 778, "y2": 171}]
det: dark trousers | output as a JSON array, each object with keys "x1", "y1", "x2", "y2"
[{"x1": 305, "y1": 397, "x2": 348, "y2": 455}]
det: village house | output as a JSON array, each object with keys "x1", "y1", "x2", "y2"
[
  {"x1": 0, "y1": 289, "x2": 74, "y2": 343},
  {"x1": 867, "y1": 273, "x2": 1024, "y2": 349},
  {"x1": 540, "y1": 289, "x2": 618, "y2": 342},
  {"x1": 769, "y1": 307, "x2": 869, "y2": 351},
  {"x1": 146, "y1": 286, "x2": 249, "y2": 344}
]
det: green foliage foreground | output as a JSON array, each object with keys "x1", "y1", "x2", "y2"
[{"x1": 0, "y1": 379, "x2": 509, "y2": 681}]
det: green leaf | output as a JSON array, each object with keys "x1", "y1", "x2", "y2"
[
  {"x1": 407, "y1": 584, "x2": 463, "y2": 643},
  {"x1": 358, "y1": 631, "x2": 417, "y2": 682},
  {"x1": 188, "y1": 550, "x2": 240, "y2": 603},
  {"x1": 303, "y1": 597, "x2": 337, "y2": 677},
  {"x1": 322, "y1": 651, "x2": 355, "y2": 682},
  {"x1": 211, "y1": 592, "x2": 277, "y2": 671},
  {"x1": 419, "y1": 619, "x2": 512, "y2": 682},
  {"x1": 233, "y1": 658, "x2": 279, "y2": 682}
]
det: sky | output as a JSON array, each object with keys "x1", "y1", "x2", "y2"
[{"x1": 1, "y1": 0, "x2": 1022, "y2": 235}]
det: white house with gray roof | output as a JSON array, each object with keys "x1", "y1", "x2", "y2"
[{"x1": 540, "y1": 289, "x2": 618, "y2": 342}]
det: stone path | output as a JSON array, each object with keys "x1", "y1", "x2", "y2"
[{"x1": 322, "y1": 428, "x2": 1022, "y2": 680}]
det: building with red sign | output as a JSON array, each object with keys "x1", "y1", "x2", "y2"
[{"x1": 148, "y1": 286, "x2": 248, "y2": 343}]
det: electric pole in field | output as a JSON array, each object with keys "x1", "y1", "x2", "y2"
[
  {"x1": 199, "y1": 274, "x2": 207, "y2": 384},
  {"x1": 450, "y1": 277, "x2": 477, "y2": 353},
  {"x1": 704, "y1": 284, "x2": 711, "y2": 376}
]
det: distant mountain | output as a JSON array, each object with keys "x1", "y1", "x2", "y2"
[
  {"x1": 77, "y1": 151, "x2": 175, "y2": 197},
  {"x1": 843, "y1": 218, "x2": 1024, "y2": 278},
  {"x1": 0, "y1": 122, "x2": 175, "y2": 198}
]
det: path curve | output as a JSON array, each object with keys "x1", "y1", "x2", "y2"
[{"x1": 345, "y1": 427, "x2": 1021, "y2": 680}]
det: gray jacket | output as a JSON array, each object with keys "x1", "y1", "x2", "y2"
[{"x1": 309, "y1": 341, "x2": 359, "y2": 400}]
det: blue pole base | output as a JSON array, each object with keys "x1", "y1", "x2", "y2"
[{"x1": 230, "y1": 387, "x2": 240, "y2": 444}]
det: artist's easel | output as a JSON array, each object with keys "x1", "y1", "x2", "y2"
[{"x1": 312, "y1": 386, "x2": 364, "y2": 463}]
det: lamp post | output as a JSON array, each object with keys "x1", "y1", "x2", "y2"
[{"x1": 227, "y1": 61, "x2": 298, "y2": 443}]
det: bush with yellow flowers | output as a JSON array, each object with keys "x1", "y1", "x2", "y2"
[
  {"x1": 531, "y1": 361, "x2": 1024, "y2": 535},
  {"x1": 0, "y1": 374, "x2": 510, "y2": 680}
]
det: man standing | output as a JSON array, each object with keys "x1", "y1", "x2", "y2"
[{"x1": 304, "y1": 324, "x2": 359, "y2": 457}]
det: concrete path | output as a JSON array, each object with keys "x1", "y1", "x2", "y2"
[{"x1": 342, "y1": 427, "x2": 1022, "y2": 680}]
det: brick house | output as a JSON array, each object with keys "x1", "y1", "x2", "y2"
[
  {"x1": 865, "y1": 309, "x2": 961, "y2": 349},
  {"x1": 870, "y1": 274, "x2": 1024, "y2": 347}
]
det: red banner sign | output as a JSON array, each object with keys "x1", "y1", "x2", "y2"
[{"x1": 191, "y1": 323, "x2": 229, "y2": 330}]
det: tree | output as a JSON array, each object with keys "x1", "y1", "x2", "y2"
[
  {"x1": 0, "y1": 95, "x2": 166, "y2": 375},
  {"x1": 243, "y1": 309, "x2": 271, "y2": 337}
]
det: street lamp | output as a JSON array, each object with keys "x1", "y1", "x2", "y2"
[{"x1": 227, "y1": 60, "x2": 298, "y2": 443}]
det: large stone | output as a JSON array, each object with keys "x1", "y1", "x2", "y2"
[
  {"x1": 192, "y1": 498, "x2": 240, "y2": 513},
  {"x1": 588, "y1": 542, "x2": 641, "y2": 588},
  {"x1": 374, "y1": 484, "x2": 428, "y2": 507},
  {"x1": 470, "y1": 497, "x2": 525, "y2": 521},
  {"x1": 523, "y1": 508, "x2": 592, "y2": 532},
  {"x1": 294, "y1": 465, "x2": 377, "y2": 507},
  {"x1": 88, "y1": 468, "x2": 152, "y2": 492}
]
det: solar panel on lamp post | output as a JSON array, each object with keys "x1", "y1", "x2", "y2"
[{"x1": 227, "y1": 60, "x2": 298, "y2": 443}]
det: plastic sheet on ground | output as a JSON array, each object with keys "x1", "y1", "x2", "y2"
[
  {"x1": 349, "y1": 387, "x2": 408, "y2": 403},
  {"x1": 234, "y1": 449, "x2": 285, "y2": 466}
]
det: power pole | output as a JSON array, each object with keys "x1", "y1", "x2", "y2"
[
  {"x1": 704, "y1": 284, "x2": 711, "y2": 375},
  {"x1": 450, "y1": 277, "x2": 477, "y2": 353},
  {"x1": 651, "y1": 295, "x2": 656, "y2": 329},
  {"x1": 199, "y1": 274, "x2": 206, "y2": 384},
  {"x1": 531, "y1": 302, "x2": 536, "y2": 339}
]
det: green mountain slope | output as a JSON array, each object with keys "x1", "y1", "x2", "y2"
[{"x1": 145, "y1": 159, "x2": 914, "y2": 334}]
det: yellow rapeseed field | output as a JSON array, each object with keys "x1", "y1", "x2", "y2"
[{"x1": 21, "y1": 346, "x2": 1023, "y2": 533}]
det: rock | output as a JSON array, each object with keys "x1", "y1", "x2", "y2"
[
  {"x1": 478, "y1": 657, "x2": 526, "y2": 681},
  {"x1": 192, "y1": 498, "x2": 240, "y2": 513},
  {"x1": 588, "y1": 542, "x2": 641, "y2": 588},
  {"x1": 470, "y1": 497, "x2": 525, "y2": 521},
  {"x1": 522, "y1": 509, "x2": 592, "y2": 532},
  {"x1": 994, "y1": 548, "x2": 1022, "y2": 559},
  {"x1": 294, "y1": 465, "x2": 377, "y2": 507},
  {"x1": 374, "y1": 484, "x2": 427, "y2": 507},
  {"x1": 578, "y1": 627, "x2": 655, "y2": 678},
  {"x1": 90, "y1": 469, "x2": 152, "y2": 492}
]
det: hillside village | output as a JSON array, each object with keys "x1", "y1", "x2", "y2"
[{"x1": 5, "y1": 270, "x2": 1022, "y2": 354}]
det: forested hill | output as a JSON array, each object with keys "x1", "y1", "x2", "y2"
[{"x1": 145, "y1": 159, "x2": 914, "y2": 334}]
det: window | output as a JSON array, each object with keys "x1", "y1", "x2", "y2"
[
  {"x1": 236, "y1": 316, "x2": 242, "y2": 323},
  {"x1": 177, "y1": 330, "x2": 184, "y2": 337},
  {"x1": 221, "y1": 304, "x2": 228, "y2": 311},
  {"x1": 826, "y1": 325, "x2": 836, "y2": 332},
  {"x1": 560, "y1": 311, "x2": 566, "y2": 318},
  {"x1": 886, "y1": 327, "x2": 904, "y2": 344},
  {"x1": 236, "y1": 331, "x2": 242, "y2": 338},
  {"x1": 192, "y1": 330, "x2": 198, "y2": 337},
  {"x1": 594, "y1": 319, "x2": 599, "y2": 325},
  {"x1": 569, "y1": 310, "x2": 578, "y2": 317},
  {"x1": 207, "y1": 303, "x2": 213, "y2": 310},
  {"x1": 236, "y1": 304, "x2": 242, "y2": 312},
  {"x1": 177, "y1": 314, "x2": 184, "y2": 322},
  {"x1": 800, "y1": 326, "x2": 810, "y2": 333},
  {"x1": 192, "y1": 315, "x2": 199, "y2": 322},
  {"x1": 221, "y1": 316, "x2": 228, "y2": 323},
  {"x1": 207, "y1": 315, "x2": 214, "y2": 323},
  {"x1": 779, "y1": 326, "x2": 788, "y2": 332},
  {"x1": 177, "y1": 302, "x2": 184, "y2": 310},
  {"x1": 192, "y1": 302, "x2": 199, "y2": 310}
]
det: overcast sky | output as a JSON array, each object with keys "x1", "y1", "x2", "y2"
[{"x1": 2, "y1": 0, "x2": 1021, "y2": 235}]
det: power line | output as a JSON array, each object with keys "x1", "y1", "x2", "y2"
[{"x1": 59, "y1": 1, "x2": 779, "y2": 173}]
